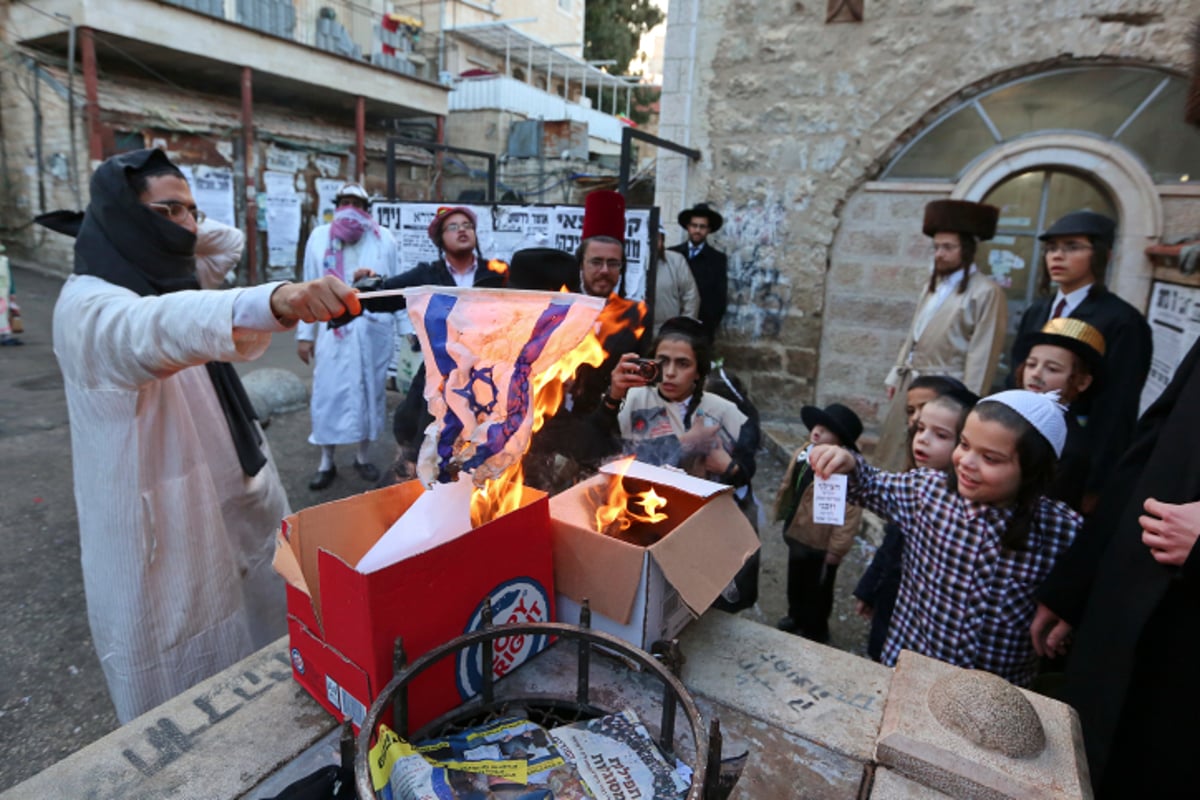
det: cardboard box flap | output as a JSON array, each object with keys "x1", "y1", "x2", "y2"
[
  {"x1": 279, "y1": 481, "x2": 425, "y2": 632},
  {"x1": 550, "y1": 487, "x2": 649, "y2": 625},
  {"x1": 272, "y1": 527, "x2": 306, "y2": 596},
  {"x1": 600, "y1": 459, "x2": 731, "y2": 499},
  {"x1": 648, "y1": 493, "x2": 760, "y2": 615}
]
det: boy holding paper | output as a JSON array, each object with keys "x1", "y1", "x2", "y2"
[{"x1": 773, "y1": 403, "x2": 864, "y2": 643}]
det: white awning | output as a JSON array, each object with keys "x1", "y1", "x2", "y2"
[{"x1": 447, "y1": 21, "x2": 652, "y2": 97}]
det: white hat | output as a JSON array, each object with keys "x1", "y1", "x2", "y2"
[
  {"x1": 335, "y1": 182, "x2": 370, "y2": 203},
  {"x1": 977, "y1": 389, "x2": 1068, "y2": 458}
]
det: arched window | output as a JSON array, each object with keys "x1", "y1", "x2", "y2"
[{"x1": 882, "y1": 66, "x2": 1200, "y2": 184}]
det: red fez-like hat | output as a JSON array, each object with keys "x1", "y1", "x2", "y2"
[
  {"x1": 427, "y1": 205, "x2": 477, "y2": 245},
  {"x1": 581, "y1": 190, "x2": 626, "y2": 242}
]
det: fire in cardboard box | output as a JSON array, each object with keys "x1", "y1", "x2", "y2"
[{"x1": 590, "y1": 455, "x2": 671, "y2": 546}]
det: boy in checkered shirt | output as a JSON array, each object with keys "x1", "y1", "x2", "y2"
[{"x1": 810, "y1": 390, "x2": 1082, "y2": 686}]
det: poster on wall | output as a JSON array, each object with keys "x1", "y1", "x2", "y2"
[
  {"x1": 264, "y1": 194, "x2": 303, "y2": 270},
  {"x1": 177, "y1": 165, "x2": 237, "y2": 228},
  {"x1": 372, "y1": 202, "x2": 655, "y2": 301},
  {"x1": 315, "y1": 178, "x2": 344, "y2": 226},
  {"x1": 1140, "y1": 280, "x2": 1200, "y2": 413}
]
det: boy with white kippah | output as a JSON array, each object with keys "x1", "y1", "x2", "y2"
[{"x1": 809, "y1": 389, "x2": 1082, "y2": 686}]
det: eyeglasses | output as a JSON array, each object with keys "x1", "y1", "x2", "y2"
[
  {"x1": 147, "y1": 201, "x2": 205, "y2": 225},
  {"x1": 1044, "y1": 243, "x2": 1093, "y2": 255},
  {"x1": 585, "y1": 258, "x2": 623, "y2": 272},
  {"x1": 931, "y1": 243, "x2": 961, "y2": 254},
  {"x1": 444, "y1": 222, "x2": 475, "y2": 233}
]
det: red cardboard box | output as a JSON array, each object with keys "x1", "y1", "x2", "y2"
[
  {"x1": 272, "y1": 481, "x2": 554, "y2": 731},
  {"x1": 550, "y1": 461, "x2": 760, "y2": 649}
]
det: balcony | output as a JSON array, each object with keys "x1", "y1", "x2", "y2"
[
  {"x1": 448, "y1": 75, "x2": 627, "y2": 145},
  {"x1": 9, "y1": 0, "x2": 448, "y2": 121}
]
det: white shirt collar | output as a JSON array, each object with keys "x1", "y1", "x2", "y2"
[
  {"x1": 447, "y1": 256, "x2": 477, "y2": 287},
  {"x1": 1050, "y1": 282, "x2": 1093, "y2": 320}
]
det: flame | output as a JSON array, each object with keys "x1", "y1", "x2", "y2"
[
  {"x1": 593, "y1": 456, "x2": 669, "y2": 534},
  {"x1": 528, "y1": 294, "x2": 645, "y2": 434},
  {"x1": 468, "y1": 292, "x2": 648, "y2": 528},
  {"x1": 558, "y1": 284, "x2": 570, "y2": 293},
  {"x1": 471, "y1": 463, "x2": 525, "y2": 528},
  {"x1": 487, "y1": 259, "x2": 509, "y2": 276}
]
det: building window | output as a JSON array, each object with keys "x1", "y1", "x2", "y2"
[
  {"x1": 827, "y1": 0, "x2": 864, "y2": 23},
  {"x1": 882, "y1": 66, "x2": 1200, "y2": 184}
]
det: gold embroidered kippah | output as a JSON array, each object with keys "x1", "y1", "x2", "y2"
[{"x1": 1040, "y1": 317, "x2": 1106, "y2": 358}]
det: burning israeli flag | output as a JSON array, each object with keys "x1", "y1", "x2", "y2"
[{"x1": 405, "y1": 287, "x2": 606, "y2": 486}]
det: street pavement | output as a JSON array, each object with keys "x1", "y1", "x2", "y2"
[{"x1": 0, "y1": 264, "x2": 872, "y2": 790}]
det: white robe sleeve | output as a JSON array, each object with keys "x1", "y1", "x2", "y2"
[
  {"x1": 55, "y1": 276, "x2": 272, "y2": 392},
  {"x1": 194, "y1": 218, "x2": 246, "y2": 289}
]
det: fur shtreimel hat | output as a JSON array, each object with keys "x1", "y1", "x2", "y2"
[
  {"x1": 978, "y1": 389, "x2": 1068, "y2": 458},
  {"x1": 581, "y1": 190, "x2": 626, "y2": 242},
  {"x1": 923, "y1": 200, "x2": 999, "y2": 241}
]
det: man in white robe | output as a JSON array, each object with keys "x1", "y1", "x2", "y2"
[
  {"x1": 297, "y1": 183, "x2": 399, "y2": 490},
  {"x1": 53, "y1": 148, "x2": 358, "y2": 723}
]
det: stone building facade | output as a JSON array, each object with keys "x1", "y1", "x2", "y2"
[{"x1": 654, "y1": 0, "x2": 1200, "y2": 440}]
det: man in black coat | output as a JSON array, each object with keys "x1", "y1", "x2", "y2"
[
  {"x1": 1031, "y1": 333, "x2": 1200, "y2": 797},
  {"x1": 357, "y1": 206, "x2": 507, "y2": 478},
  {"x1": 669, "y1": 202, "x2": 728, "y2": 338},
  {"x1": 1009, "y1": 210, "x2": 1152, "y2": 513}
]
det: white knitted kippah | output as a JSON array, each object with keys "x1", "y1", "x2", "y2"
[{"x1": 977, "y1": 389, "x2": 1068, "y2": 458}]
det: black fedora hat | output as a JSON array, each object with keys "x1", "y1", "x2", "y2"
[
  {"x1": 800, "y1": 402, "x2": 863, "y2": 451},
  {"x1": 1038, "y1": 211, "x2": 1116, "y2": 249},
  {"x1": 677, "y1": 202, "x2": 723, "y2": 234},
  {"x1": 508, "y1": 247, "x2": 580, "y2": 293}
]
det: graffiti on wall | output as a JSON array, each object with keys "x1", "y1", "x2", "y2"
[{"x1": 721, "y1": 201, "x2": 791, "y2": 339}]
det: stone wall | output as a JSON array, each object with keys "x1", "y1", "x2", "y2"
[
  {"x1": 0, "y1": 59, "x2": 84, "y2": 270},
  {"x1": 656, "y1": 0, "x2": 1198, "y2": 427},
  {"x1": 819, "y1": 188, "x2": 950, "y2": 428}
]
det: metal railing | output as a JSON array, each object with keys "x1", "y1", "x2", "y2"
[{"x1": 161, "y1": 0, "x2": 433, "y2": 80}]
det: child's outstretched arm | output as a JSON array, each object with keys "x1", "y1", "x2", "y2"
[{"x1": 809, "y1": 444, "x2": 856, "y2": 478}]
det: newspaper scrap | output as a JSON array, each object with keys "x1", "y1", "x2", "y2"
[
  {"x1": 369, "y1": 710, "x2": 691, "y2": 800},
  {"x1": 369, "y1": 717, "x2": 591, "y2": 800},
  {"x1": 549, "y1": 711, "x2": 689, "y2": 800}
]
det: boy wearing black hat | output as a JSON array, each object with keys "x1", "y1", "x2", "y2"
[
  {"x1": 774, "y1": 403, "x2": 864, "y2": 643},
  {"x1": 669, "y1": 202, "x2": 727, "y2": 338},
  {"x1": 1010, "y1": 210, "x2": 1152, "y2": 513}
]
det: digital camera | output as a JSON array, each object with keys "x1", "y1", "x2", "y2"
[{"x1": 632, "y1": 357, "x2": 662, "y2": 385}]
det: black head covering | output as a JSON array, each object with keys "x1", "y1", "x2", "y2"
[
  {"x1": 74, "y1": 148, "x2": 200, "y2": 295},
  {"x1": 75, "y1": 148, "x2": 266, "y2": 476}
]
